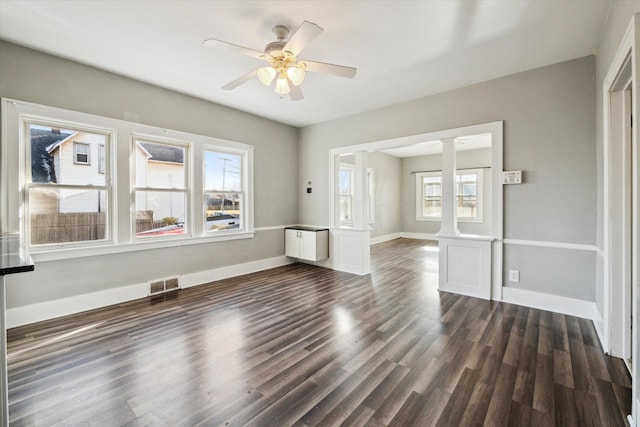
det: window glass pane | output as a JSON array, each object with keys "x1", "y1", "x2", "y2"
[
  {"x1": 339, "y1": 169, "x2": 351, "y2": 195},
  {"x1": 135, "y1": 140, "x2": 186, "y2": 189},
  {"x1": 29, "y1": 187, "x2": 108, "y2": 245},
  {"x1": 30, "y1": 124, "x2": 105, "y2": 185},
  {"x1": 421, "y1": 176, "x2": 442, "y2": 217},
  {"x1": 205, "y1": 192, "x2": 241, "y2": 231},
  {"x1": 205, "y1": 151, "x2": 242, "y2": 191},
  {"x1": 339, "y1": 195, "x2": 352, "y2": 222},
  {"x1": 135, "y1": 191, "x2": 186, "y2": 237},
  {"x1": 456, "y1": 173, "x2": 478, "y2": 218}
]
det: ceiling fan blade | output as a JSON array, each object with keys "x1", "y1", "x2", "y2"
[
  {"x1": 284, "y1": 21, "x2": 323, "y2": 56},
  {"x1": 301, "y1": 60, "x2": 357, "y2": 78},
  {"x1": 222, "y1": 70, "x2": 258, "y2": 90},
  {"x1": 203, "y1": 38, "x2": 267, "y2": 60},
  {"x1": 288, "y1": 79, "x2": 304, "y2": 101}
]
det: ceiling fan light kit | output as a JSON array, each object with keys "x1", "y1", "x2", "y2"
[{"x1": 204, "y1": 21, "x2": 356, "y2": 101}]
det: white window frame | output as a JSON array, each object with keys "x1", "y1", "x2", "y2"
[
  {"x1": 456, "y1": 169, "x2": 483, "y2": 223},
  {"x1": 339, "y1": 163, "x2": 355, "y2": 225},
  {"x1": 416, "y1": 171, "x2": 442, "y2": 221},
  {"x1": 22, "y1": 117, "x2": 114, "y2": 250},
  {"x1": 2, "y1": 98, "x2": 256, "y2": 262},
  {"x1": 416, "y1": 168, "x2": 483, "y2": 222},
  {"x1": 203, "y1": 145, "x2": 250, "y2": 234},
  {"x1": 131, "y1": 134, "x2": 192, "y2": 241}
]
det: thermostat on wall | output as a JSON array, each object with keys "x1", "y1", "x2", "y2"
[{"x1": 502, "y1": 170, "x2": 522, "y2": 184}]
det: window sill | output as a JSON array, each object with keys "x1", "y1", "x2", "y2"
[
  {"x1": 30, "y1": 231, "x2": 255, "y2": 262},
  {"x1": 416, "y1": 217, "x2": 484, "y2": 223}
]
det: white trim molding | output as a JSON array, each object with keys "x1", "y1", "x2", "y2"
[
  {"x1": 400, "y1": 232, "x2": 439, "y2": 241},
  {"x1": 503, "y1": 238, "x2": 599, "y2": 252},
  {"x1": 6, "y1": 255, "x2": 293, "y2": 328},
  {"x1": 370, "y1": 233, "x2": 402, "y2": 245}
]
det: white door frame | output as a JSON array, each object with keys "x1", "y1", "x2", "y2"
[{"x1": 603, "y1": 13, "x2": 639, "y2": 424}]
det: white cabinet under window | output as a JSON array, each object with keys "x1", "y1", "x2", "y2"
[{"x1": 285, "y1": 226, "x2": 329, "y2": 261}]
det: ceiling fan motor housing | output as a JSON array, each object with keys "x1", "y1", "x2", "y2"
[{"x1": 264, "y1": 41, "x2": 287, "y2": 58}]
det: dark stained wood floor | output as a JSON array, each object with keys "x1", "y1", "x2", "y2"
[{"x1": 7, "y1": 238, "x2": 631, "y2": 426}]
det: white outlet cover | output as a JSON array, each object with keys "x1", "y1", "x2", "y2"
[{"x1": 509, "y1": 270, "x2": 520, "y2": 282}]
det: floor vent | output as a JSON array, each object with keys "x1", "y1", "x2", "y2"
[{"x1": 148, "y1": 276, "x2": 181, "y2": 296}]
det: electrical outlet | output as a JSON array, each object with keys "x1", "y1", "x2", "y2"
[{"x1": 508, "y1": 269, "x2": 520, "y2": 283}]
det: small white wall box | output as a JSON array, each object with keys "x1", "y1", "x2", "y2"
[{"x1": 502, "y1": 170, "x2": 522, "y2": 184}]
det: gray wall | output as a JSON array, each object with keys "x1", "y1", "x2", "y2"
[
  {"x1": 367, "y1": 152, "x2": 402, "y2": 238},
  {"x1": 0, "y1": 41, "x2": 298, "y2": 308},
  {"x1": 401, "y1": 148, "x2": 492, "y2": 236},
  {"x1": 594, "y1": 3, "x2": 640, "y2": 315},
  {"x1": 299, "y1": 56, "x2": 597, "y2": 301}
]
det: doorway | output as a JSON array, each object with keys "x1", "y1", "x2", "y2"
[
  {"x1": 328, "y1": 121, "x2": 503, "y2": 300},
  {"x1": 603, "y1": 14, "x2": 639, "y2": 424}
]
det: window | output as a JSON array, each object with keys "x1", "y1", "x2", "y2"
[
  {"x1": 26, "y1": 121, "x2": 112, "y2": 247},
  {"x1": 4, "y1": 99, "x2": 255, "y2": 257},
  {"x1": 416, "y1": 169, "x2": 483, "y2": 222},
  {"x1": 339, "y1": 164, "x2": 354, "y2": 224},
  {"x1": 456, "y1": 172, "x2": 480, "y2": 219},
  {"x1": 74, "y1": 142, "x2": 90, "y2": 164},
  {"x1": 204, "y1": 149, "x2": 245, "y2": 232},
  {"x1": 338, "y1": 164, "x2": 374, "y2": 225},
  {"x1": 133, "y1": 137, "x2": 189, "y2": 239},
  {"x1": 416, "y1": 172, "x2": 443, "y2": 219}
]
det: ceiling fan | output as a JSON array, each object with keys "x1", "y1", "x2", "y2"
[{"x1": 203, "y1": 21, "x2": 357, "y2": 101}]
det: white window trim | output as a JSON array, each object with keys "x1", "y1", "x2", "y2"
[
  {"x1": 457, "y1": 168, "x2": 484, "y2": 223},
  {"x1": 22, "y1": 116, "x2": 115, "y2": 251},
  {"x1": 203, "y1": 145, "x2": 251, "y2": 235},
  {"x1": 339, "y1": 163, "x2": 355, "y2": 225},
  {"x1": 415, "y1": 168, "x2": 484, "y2": 223},
  {"x1": 416, "y1": 171, "x2": 441, "y2": 221},
  {"x1": 131, "y1": 134, "x2": 192, "y2": 242},
  {"x1": 1, "y1": 98, "x2": 255, "y2": 261}
]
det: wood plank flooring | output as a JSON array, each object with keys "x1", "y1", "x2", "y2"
[{"x1": 6, "y1": 238, "x2": 631, "y2": 426}]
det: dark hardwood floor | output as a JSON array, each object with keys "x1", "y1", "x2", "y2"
[{"x1": 7, "y1": 238, "x2": 631, "y2": 426}]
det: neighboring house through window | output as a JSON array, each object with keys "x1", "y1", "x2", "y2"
[
  {"x1": 4, "y1": 99, "x2": 255, "y2": 255},
  {"x1": 27, "y1": 122, "x2": 112, "y2": 247},
  {"x1": 133, "y1": 137, "x2": 189, "y2": 239},
  {"x1": 98, "y1": 144, "x2": 105, "y2": 174}
]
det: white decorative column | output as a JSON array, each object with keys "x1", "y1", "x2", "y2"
[
  {"x1": 437, "y1": 138, "x2": 460, "y2": 237},
  {"x1": 332, "y1": 151, "x2": 371, "y2": 275},
  {"x1": 436, "y1": 138, "x2": 492, "y2": 299}
]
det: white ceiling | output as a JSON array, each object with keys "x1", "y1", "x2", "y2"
[{"x1": 0, "y1": 0, "x2": 609, "y2": 128}]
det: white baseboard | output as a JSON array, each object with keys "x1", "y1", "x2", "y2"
[
  {"x1": 502, "y1": 286, "x2": 601, "y2": 323},
  {"x1": 399, "y1": 232, "x2": 438, "y2": 241},
  {"x1": 370, "y1": 233, "x2": 402, "y2": 245},
  {"x1": 180, "y1": 256, "x2": 293, "y2": 288},
  {"x1": 6, "y1": 255, "x2": 294, "y2": 329}
]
